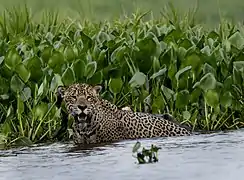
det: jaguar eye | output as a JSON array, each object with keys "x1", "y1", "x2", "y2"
[{"x1": 87, "y1": 96, "x2": 92, "y2": 101}]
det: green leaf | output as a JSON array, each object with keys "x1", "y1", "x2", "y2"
[
  {"x1": 97, "y1": 49, "x2": 107, "y2": 70},
  {"x1": 6, "y1": 105, "x2": 14, "y2": 118},
  {"x1": 161, "y1": 85, "x2": 175, "y2": 100},
  {"x1": 223, "y1": 76, "x2": 233, "y2": 90},
  {"x1": 152, "y1": 95, "x2": 165, "y2": 113},
  {"x1": 108, "y1": 66, "x2": 123, "y2": 78},
  {"x1": 233, "y1": 61, "x2": 244, "y2": 72},
  {"x1": 48, "y1": 51, "x2": 64, "y2": 69},
  {"x1": 159, "y1": 49, "x2": 171, "y2": 67},
  {"x1": 15, "y1": 63, "x2": 30, "y2": 83},
  {"x1": 177, "y1": 77, "x2": 189, "y2": 90},
  {"x1": 0, "y1": 76, "x2": 9, "y2": 95},
  {"x1": 109, "y1": 78, "x2": 123, "y2": 94},
  {"x1": 0, "y1": 94, "x2": 9, "y2": 100},
  {"x1": 62, "y1": 67, "x2": 75, "y2": 86},
  {"x1": 220, "y1": 91, "x2": 232, "y2": 108},
  {"x1": 150, "y1": 67, "x2": 167, "y2": 79},
  {"x1": 1, "y1": 64, "x2": 13, "y2": 79},
  {"x1": 0, "y1": 56, "x2": 4, "y2": 65},
  {"x1": 34, "y1": 103, "x2": 48, "y2": 119},
  {"x1": 152, "y1": 57, "x2": 161, "y2": 73},
  {"x1": 17, "y1": 94, "x2": 24, "y2": 115},
  {"x1": 228, "y1": 31, "x2": 244, "y2": 49},
  {"x1": 199, "y1": 73, "x2": 216, "y2": 91},
  {"x1": 201, "y1": 46, "x2": 211, "y2": 56},
  {"x1": 26, "y1": 56, "x2": 43, "y2": 81},
  {"x1": 184, "y1": 53, "x2": 201, "y2": 71},
  {"x1": 72, "y1": 59, "x2": 86, "y2": 80},
  {"x1": 129, "y1": 72, "x2": 146, "y2": 88},
  {"x1": 64, "y1": 46, "x2": 76, "y2": 63},
  {"x1": 164, "y1": 28, "x2": 183, "y2": 43},
  {"x1": 96, "y1": 31, "x2": 111, "y2": 43},
  {"x1": 20, "y1": 87, "x2": 31, "y2": 102},
  {"x1": 5, "y1": 49, "x2": 22, "y2": 70},
  {"x1": 110, "y1": 46, "x2": 126, "y2": 63},
  {"x1": 10, "y1": 75, "x2": 24, "y2": 93},
  {"x1": 88, "y1": 71, "x2": 103, "y2": 84},
  {"x1": 206, "y1": 38, "x2": 215, "y2": 48},
  {"x1": 168, "y1": 61, "x2": 177, "y2": 82},
  {"x1": 203, "y1": 63, "x2": 216, "y2": 76},
  {"x1": 223, "y1": 39, "x2": 231, "y2": 52},
  {"x1": 179, "y1": 38, "x2": 192, "y2": 49},
  {"x1": 132, "y1": 141, "x2": 141, "y2": 153},
  {"x1": 233, "y1": 66, "x2": 242, "y2": 84},
  {"x1": 190, "y1": 87, "x2": 201, "y2": 103},
  {"x1": 41, "y1": 46, "x2": 53, "y2": 64},
  {"x1": 183, "y1": 111, "x2": 191, "y2": 121},
  {"x1": 232, "y1": 99, "x2": 242, "y2": 111},
  {"x1": 204, "y1": 90, "x2": 219, "y2": 108},
  {"x1": 175, "y1": 90, "x2": 189, "y2": 109},
  {"x1": 37, "y1": 77, "x2": 48, "y2": 97},
  {"x1": 135, "y1": 37, "x2": 157, "y2": 72},
  {"x1": 177, "y1": 47, "x2": 187, "y2": 61},
  {"x1": 136, "y1": 37, "x2": 157, "y2": 56},
  {"x1": 220, "y1": 61, "x2": 228, "y2": 77},
  {"x1": 207, "y1": 31, "x2": 220, "y2": 41},
  {"x1": 175, "y1": 66, "x2": 192, "y2": 82},
  {"x1": 50, "y1": 74, "x2": 63, "y2": 92},
  {"x1": 85, "y1": 61, "x2": 97, "y2": 79},
  {"x1": 81, "y1": 32, "x2": 93, "y2": 51},
  {"x1": 45, "y1": 32, "x2": 54, "y2": 42}
]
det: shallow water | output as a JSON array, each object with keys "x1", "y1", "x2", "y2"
[{"x1": 1, "y1": 130, "x2": 244, "y2": 180}]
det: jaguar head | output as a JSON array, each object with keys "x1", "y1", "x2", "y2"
[{"x1": 57, "y1": 83, "x2": 102, "y2": 124}]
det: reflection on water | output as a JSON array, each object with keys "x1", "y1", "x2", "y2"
[{"x1": 1, "y1": 130, "x2": 244, "y2": 180}]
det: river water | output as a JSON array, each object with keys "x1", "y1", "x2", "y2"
[{"x1": 1, "y1": 129, "x2": 244, "y2": 180}]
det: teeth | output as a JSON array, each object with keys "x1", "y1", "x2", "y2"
[{"x1": 76, "y1": 113, "x2": 88, "y2": 123}]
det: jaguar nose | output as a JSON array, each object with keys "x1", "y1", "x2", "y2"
[{"x1": 77, "y1": 104, "x2": 87, "y2": 111}]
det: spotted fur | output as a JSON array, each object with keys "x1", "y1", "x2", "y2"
[{"x1": 56, "y1": 83, "x2": 191, "y2": 144}]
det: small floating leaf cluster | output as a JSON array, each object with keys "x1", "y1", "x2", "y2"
[
  {"x1": 0, "y1": 5, "x2": 244, "y2": 148},
  {"x1": 132, "y1": 141, "x2": 161, "y2": 164}
]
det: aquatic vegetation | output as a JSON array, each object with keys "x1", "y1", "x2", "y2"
[
  {"x1": 0, "y1": 4, "x2": 244, "y2": 148},
  {"x1": 132, "y1": 141, "x2": 161, "y2": 164}
]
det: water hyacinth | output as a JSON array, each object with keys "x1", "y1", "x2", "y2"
[{"x1": 0, "y1": 5, "x2": 244, "y2": 149}]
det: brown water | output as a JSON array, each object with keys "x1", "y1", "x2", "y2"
[{"x1": 1, "y1": 130, "x2": 244, "y2": 180}]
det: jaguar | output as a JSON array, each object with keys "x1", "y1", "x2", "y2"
[{"x1": 55, "y1": 83, "x2": 191, "y2": 144}]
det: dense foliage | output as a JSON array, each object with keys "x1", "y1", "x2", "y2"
[{"x1": 0, "y1": 6, "x2": 244, "y2": 148}]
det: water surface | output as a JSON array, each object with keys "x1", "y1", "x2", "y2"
[{"x1": 1, "y1": 130, "x2": 244, "y2": 180}]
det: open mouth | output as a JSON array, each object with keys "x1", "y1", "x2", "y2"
[{"x1": 75, "y1": 112, "x2": 88, "y2": 123}]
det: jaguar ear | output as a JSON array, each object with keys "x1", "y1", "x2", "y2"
[
  {"x1": 92, "y1": 85, "x2": 102, "y2": 95},
  {"x1": 57, "y1": 85, "x2": 66, "y2": 98}
]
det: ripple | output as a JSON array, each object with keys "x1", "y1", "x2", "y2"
[{"x1": 1, "y1": 129, "x2": 244, "y2": 180}]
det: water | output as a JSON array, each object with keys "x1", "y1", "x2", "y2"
[{"x1": 1, "y1": 129, "x2": 244, "y2": 180}]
